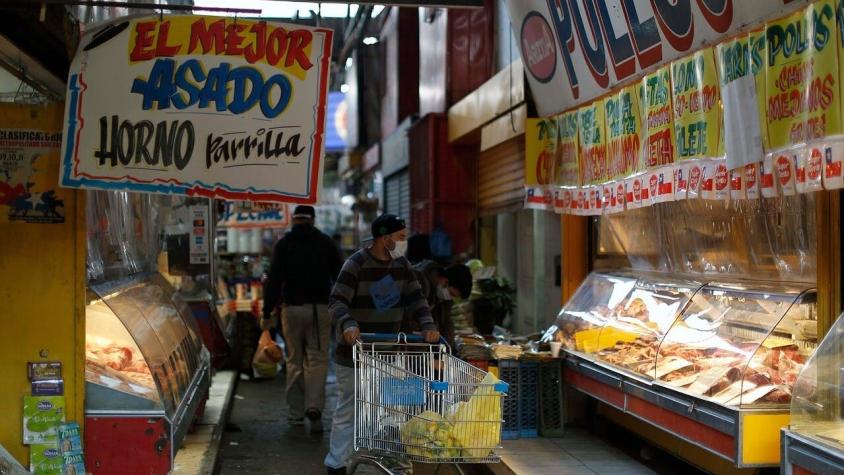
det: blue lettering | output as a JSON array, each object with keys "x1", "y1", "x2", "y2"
[
  {"x1": 199, "y1": 62, "x2": 230, "y2": 112},
  {"x1": 172, "y1": 59, "x2": 205, "y2": 108},
  {"x1": 546, "y1": 0, "x2": 580, "y2": 98},
  {"x1": 595, "y1": 0, "x2": 635, "y2": 79},
  {"x1": 228, "y1": 67, "x2": 263, "y2": 114},
  {"x1": 621, "y1": 0, "x2": 662, "y2": 69},
  {"x1": 131, "y1": 58, "x2": 177, "y2": 110},
  {"x1": 130, "y1": 58, "x2": 294, "y2": 119},
  {"x1": 568, "y1": 0, "x2": 609, "y2": 87},
  {"x1": 260, "y1": 75, "x2": 292, "y2": 118}
]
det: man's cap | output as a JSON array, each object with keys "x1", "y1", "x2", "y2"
[
  {"x1": 292, "y1": 205, "x2": 315, "y2": 219},
  {"x1": 371, "y1": 213, "x2": 406, "y2": 239}
]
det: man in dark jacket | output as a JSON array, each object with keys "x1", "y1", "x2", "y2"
[{"x1": 262, "y1": 205, "x2": 343, "y2": 431}]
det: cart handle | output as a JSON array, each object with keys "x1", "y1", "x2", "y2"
[{"x1": 359, "y1": 332, "x2": 448, "y2": 345}]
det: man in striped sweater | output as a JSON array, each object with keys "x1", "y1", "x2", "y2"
[{"x1": 324, "y1": 214, "x2": 440, "y2": 475}]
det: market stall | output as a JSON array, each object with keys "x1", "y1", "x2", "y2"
[
  {"x1": 782, "y1": 311, "x2": 844, "y2": 474},
  {"x1": 84, "y1": 273, "x2": 210, "y2": 475},
  {"x1": 547, "y1": 272, "x2": 817, "y2": 467}
]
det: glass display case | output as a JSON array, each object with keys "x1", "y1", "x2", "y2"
[
  {"x1": 84, "y1": 273, "x2": 210, "y2": 474},
  {"x1": 595, "y1": 277, "x2": 701, "y2": 379},
  {"x1": 655, "y1": 283, "x2": 816, "y2": 406},
  {"x1": 782, "y1": 312, "x2": 844, "y2": 474},
  {"x1": 552, "y1": 271, "x2": 817, "y2": 468},
  {"x1": 545, "y1": 272, "x2": 637, "y2": 354}
]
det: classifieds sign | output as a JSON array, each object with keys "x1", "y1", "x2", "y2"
[{"x1": 60, "y1": 15, "x2": 333, "y2": 204}]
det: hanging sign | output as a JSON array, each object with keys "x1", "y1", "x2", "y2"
[
  {"x1": 717, "y1": 34, "x2": 764, "y2": 171},
  {"x1": 766, "y1": 1, "x2": 841, "y2": 151},
  {"x1": 556, "y1": 110, "x2": 580, "y2": 187},
  {"x1": 189, "y1": 205, "x2": 209, "y2": 264},
  {"x1": 59, "y1": 15, "x2": 334, "y2": 204},
  {"x1": 525, "y1": 118, "x2": 559, "y2": 187},
  {"x1": 524, "y1": 117, "x2": 558, "y2": 210},
  {"x1": 605, "y1": 84, "x2": 643, "y2": 180},
  {"x1": 671, "y1": 48, "x2": 723, "y2": 162},
  {"x1": 0, "y1": 104, "x2": 66, "y2": 224},
  {"x1": 578, "y1": 102, "x2": 607, "y2": 186},
  {"x1": 643, "y1": 67, "x2": 675, "y2": 169},
  {"x1": 219, "y1": 202, "x2": 290, "y2": 228},
  {"x1": 506, "y1": 0, "x2": 807, "y2": 117}
]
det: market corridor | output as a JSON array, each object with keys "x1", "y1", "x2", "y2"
[
  {"x1": 216, "y1": 366, "x2": 704, "y2": 475},
  {"x1": 217, "y1": 367, "x2": 473, "y2": 475}
]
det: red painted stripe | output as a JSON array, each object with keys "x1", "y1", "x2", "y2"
[
  {"x1": 564, "y1": 369, "x2": 625, "y2": 409},
  {"x1": 626, "y1": 395, "x2": 734, "y2": 459}
]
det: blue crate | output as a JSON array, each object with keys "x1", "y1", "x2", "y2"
[
  {"x1": 498, "y1": 360, "x2": 521, "y2": 440},
  {"x1": 519, "y1": 362, "x2": 539, "y2": 438}
]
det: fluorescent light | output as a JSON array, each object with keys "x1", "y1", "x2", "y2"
[
  {"x1": 345, "y1": 57, "x2": 353, "y2": 69},
  {"x1": 371, "y1": 5, "x2": 385, "y2": 17},
  {"x1": 363, "y1": 36, "x2": 379, "y2": 45},
  {"x1": 340, "y1": 84, "x2": 350, "y2": 93}
]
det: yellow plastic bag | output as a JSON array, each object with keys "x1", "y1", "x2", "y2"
[{"x1": 450, "y1": 372, "x2": 502, "y2": 458}]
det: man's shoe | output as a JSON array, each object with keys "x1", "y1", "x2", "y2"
[
  {"x1": 325, "y1": 466, "x2": 346, "y2": 475},
  {"x1": 287, "y1": 417, "x2": 305, "y2": 426}
]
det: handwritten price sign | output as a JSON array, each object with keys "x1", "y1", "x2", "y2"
[{"x1": 60, "y1": 15, "x2": 333, "y2": 204}]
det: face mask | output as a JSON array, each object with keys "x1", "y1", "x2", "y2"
[
  {"x1": 437, "y1": 286, "x2": 453, "y2": 301},
  {"x1": 389, "y1": 240, "x2": 408, "y2": 259}
]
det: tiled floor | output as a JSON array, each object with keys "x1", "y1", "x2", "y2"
[{"x1": 495, "y1": 430, "x2": 658, "y2": 475}]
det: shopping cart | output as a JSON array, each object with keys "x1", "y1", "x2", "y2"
[{"x1": 351, "y1": 333, "x2": 508, "y2": 475}]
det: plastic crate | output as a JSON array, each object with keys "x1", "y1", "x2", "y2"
[
  {"x1": 519, "y1": 362, "x2": 539, "y2": 438},
  {"x1": 539, "y1": 360, "x2": 565, "y2": 437},
  {"x1": 498, "y1": 360, "x2": 521, "y2": 440}
]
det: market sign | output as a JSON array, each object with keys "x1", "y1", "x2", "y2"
[
  {"x1": 506, "y1": 0, "x2": 808, "y2": 117},
  {"x1": 219, "y1": 202, "x2": 290, "y2": 228},
  {"x1": 59, "y1": 15, "x2": 334, "y2": 204}
]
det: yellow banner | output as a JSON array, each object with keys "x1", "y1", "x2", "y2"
[
  {"x1": 525, "y1": 118, "x2": 558, "y2": 186},
  {"x1": 579, "y1": 102, "x2": 608, "y2": 185},
  {"x1": 556, "y1": 110, "x2": 580, "y2": 186},
  {"x1": 605, "y1": 84, "x2": 642, "y2": 180},
  {"x1": 643, "y1": 66, "x2": 675, "y2": 168},
  {"x1": 671, "y1": 47, "x2": 722, "y2": 160},
  {"x1": 766, "y1": 0, "x2": 841, "y2": 149}
]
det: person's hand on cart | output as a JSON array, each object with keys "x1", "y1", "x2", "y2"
[
  {"x1": 343, "y1": 326, "x2": 361, "y2": 345},
  {"x1": 422, "y1": 329, "x2": 440, "y2": 343}
]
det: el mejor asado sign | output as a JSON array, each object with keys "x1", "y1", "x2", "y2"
[{"x1": 60, "y1": 15, "x2": 333, "y2": 204}]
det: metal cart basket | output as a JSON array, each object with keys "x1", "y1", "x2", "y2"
[{"x1": 352, "y1": 333, "x2": 508, "y2": 474}]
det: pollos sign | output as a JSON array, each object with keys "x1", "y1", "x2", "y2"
[{"x1": 506, "y1": 0, "x2": 807, "y2": 117}]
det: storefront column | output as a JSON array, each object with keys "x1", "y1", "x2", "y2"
[
  {"x1": 560, "y1": 214, "x2": 589, "y2": 303},
  {"x1": 817, "y1": 191, "x2": 842, "y2": 337},
  {"x1": 496, "y1": 212, "x2": 517, "y2": 283}
]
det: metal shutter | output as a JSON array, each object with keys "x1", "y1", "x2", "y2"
[
  {"x1": 399, "y1": 171, "x2": 411, "y2": 228},
  {"x1": 385, "y1": 171, "x2": 412, "y2": 228},
  {"x1": 478, "y1": 138, "x2": 525, "y2": 216}
]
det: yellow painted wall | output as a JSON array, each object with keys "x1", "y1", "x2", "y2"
[{"x1": 0, "y1": 102, "x2": 85, "y2": 466}]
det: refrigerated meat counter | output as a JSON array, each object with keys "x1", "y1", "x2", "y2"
[
  {"x1": 84, "y1": 273, "x2": 210, "y2": 475},
  {"x1": 545, "y1": 271, "x2": 817, "y2": 468},
  {"x1": 782, "y1": 311, "x2": 844, "y2": 474}
]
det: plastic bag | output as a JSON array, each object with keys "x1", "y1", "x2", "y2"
[{"x1": 252, "y1": 330, "x2": 283, "y2": 378}]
